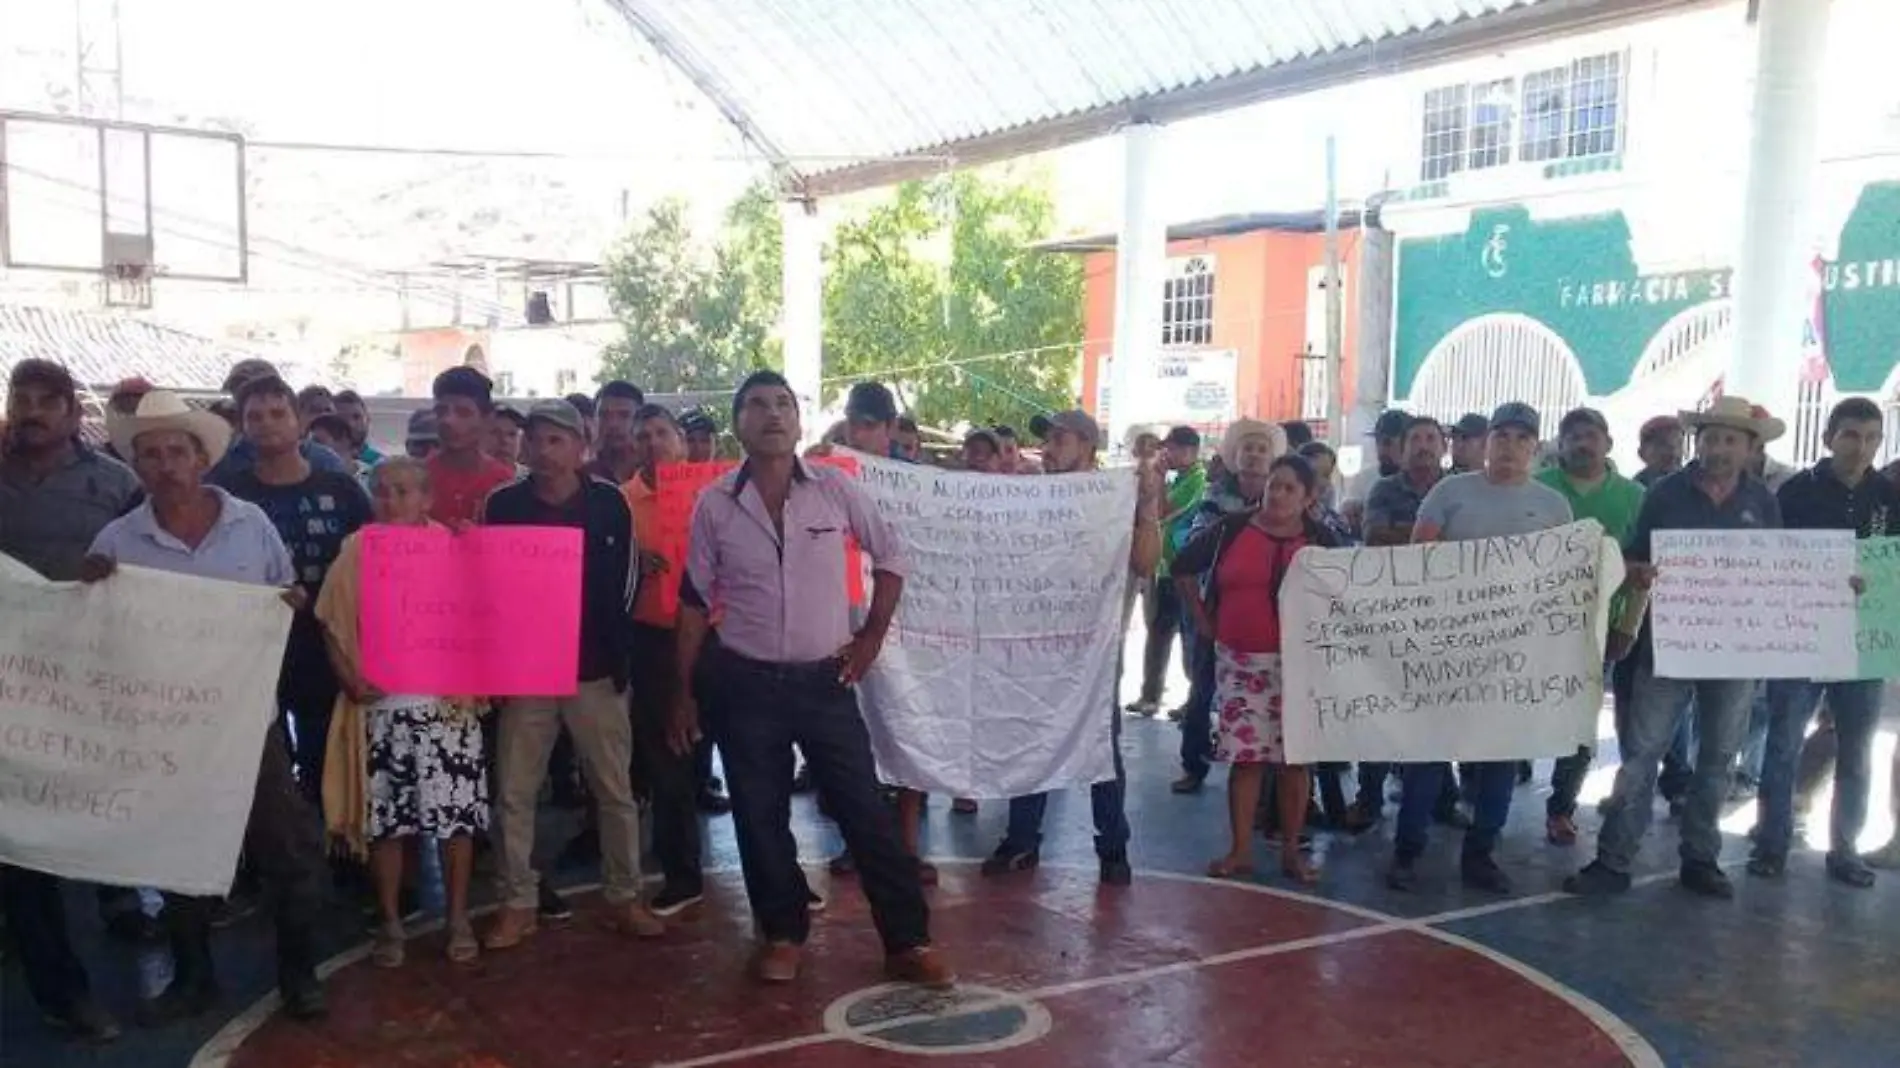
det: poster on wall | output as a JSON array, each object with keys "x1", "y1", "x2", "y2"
[{"x1": 1095, "y1": 349, "x2": 1239, "y2": 439}]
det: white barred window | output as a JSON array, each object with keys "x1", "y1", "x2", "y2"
[
  {"x1": 1161, "y1": 255, "x2": 1215, "y2": 347},
  {"x1": 1421, "y1": 50, "x2": 1626, "y2": 181}
]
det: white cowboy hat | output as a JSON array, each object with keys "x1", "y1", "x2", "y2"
[
  {"x1": 107, "y1": 389, "x2": 233, "y2": 465},
  {"x1": 1219, "y1": 417, "x2": 1287, "y2": 471},
  {"x1": 1679, "y1": 396, "x2": 1785, "y2": 443}
]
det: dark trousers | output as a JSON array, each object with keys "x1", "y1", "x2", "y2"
[
  {"x1": 1179, "y1": 628, "x2": 1215, "y2": 780},
  {"x1": 281, "y1": 667, "x2": 339, "y2": 807},
  {"x1": 164, "y1": 727, "x2": 327, "y2": 994},
  {"x1": 1, "y1": 866, "x2": 91, "y2": 1015},
  {"x1": 1138, "y1": 577, "x2": 1183, "y2": 705},
  {"x1": 1396, "y1": 760, "x2": 1516, "y2": 862},
  {"x1": 629, "y1": 623, "x2": 702, "y2": 891},
  {"x1": 1355, "y1": 762, "x2": 1462, "y2": 817},
  {"x1": 704, "y1": 647, "x2": 928, "y2": 953},
  {"x1": 1548, "y1": 746, "x2": 1592, "y2": 818}
]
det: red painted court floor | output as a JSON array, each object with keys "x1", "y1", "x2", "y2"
[{"x1": 211, "y1": 865, "x2": 1638, "y2": 1068}]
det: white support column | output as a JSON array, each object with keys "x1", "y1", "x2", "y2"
[
  {"x1": 1107, "y1": 121, "x2": 1167, "y2": 453},
  {"x1": 780, "y1": 197, "x2": 824, "y2": 442},
  {"x1": 1726, "y1": 0, "x2": 1832, "y2": 451}
]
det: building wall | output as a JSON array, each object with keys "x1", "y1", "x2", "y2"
[
  {"x1": 1077, "y1": 227, "x2": 1362, "y2": 436},
  {"x1": 1364, "y1": 0, "x2": 1900, "y2": 465}
]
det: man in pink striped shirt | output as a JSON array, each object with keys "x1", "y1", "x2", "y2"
[{"x1": 668, "y1": 370, "x2": 954, "y2": 990}]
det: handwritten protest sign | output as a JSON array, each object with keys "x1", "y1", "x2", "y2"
[
  {"x1": 852, "y1": 454, "x2": 1134, "y2": 798},
  {"x1": 0, "y1": 555, "x2": 291, "y2": 895},
  {"x1": 1280, "y1": 521, "x2": 1622, "y2": 763},
  {"x1": 361, "y1": 525, "x2": 583, "y2": 695},
  {"x1": 1856, "y1": 537, "x2": 1900, "y2": 678},
  {"x1": 1650, "y1": 529, "x2": 1856, "y2": 680},
  {"x1": 653, "y1": 456, "x2": 864, "y2": 618}
]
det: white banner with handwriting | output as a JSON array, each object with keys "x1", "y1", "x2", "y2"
[
  {"x1": 0, "y1": 555, "x2": 291, "y2": 895},
  {"x1": 1650, "y1": 528, "x2": 1857, "y2": 680},
  {"x1": 1281, "y1": 521, "x2": 1623, "y2": 762},
  {"x1": 852, "y1": 454, "x2": 1133, "y2": 798}
]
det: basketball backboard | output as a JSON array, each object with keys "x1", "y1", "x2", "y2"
[{"x1": 0, "y1": 110, "x2": 247, "y2": 297}]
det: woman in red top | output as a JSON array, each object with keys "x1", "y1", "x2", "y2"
[{"x1": 1173, "y1": 455, "x2": 1339, "y2": 883}]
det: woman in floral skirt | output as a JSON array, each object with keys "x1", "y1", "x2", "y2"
[
  {"x1": 317, "y1": 457, "x2": 489, "y2": 966},
  {"x1": 1173, "y1": 454, "x2": 1340, "y2": 883}
]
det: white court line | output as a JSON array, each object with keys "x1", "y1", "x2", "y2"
[{"x1": 196, "y1": 859, "x2": 1672, "y2": 1068}]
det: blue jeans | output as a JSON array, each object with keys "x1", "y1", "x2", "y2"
[
  {"x1": 1735, "y1": 682, "x2": 1771, "y2": 785},
  {"x1": 1002, "y1": 692, "x2": 1130, "y2": 858},
  {"x1": 1394, "y1": 761, "x2": 1516, "y2": 862},
  {"x1": 1179, "y1": 619, "x2": 1214, "y2": 780},
  {"x1": 1597, "y1": 667, "x2": 1755, "y2": 873},
  {"x1": 1755, "y1": 679, "x2": 1884, "y2": 859}
]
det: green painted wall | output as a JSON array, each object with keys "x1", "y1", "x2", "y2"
[{"x1": 1393, "y1": 180, "x2": 1900, "y2": 400}]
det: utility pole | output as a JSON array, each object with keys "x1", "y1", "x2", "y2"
[
  {"x1": 73, "y1": 0, "x2": 124, "y2": 118},
  {"x1": 1323, "y1": 134, "x2": 1345, "y2": 446}
]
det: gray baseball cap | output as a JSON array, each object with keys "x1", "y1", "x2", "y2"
[
  {"x1": 1028, "y1": 409, "x2": 1102, "y2": 448},
  {"x1": 526, "y1": 399, "x2": 587, "y2": 438},
  {"x1": 1488, "y1": 402, "x2": 1541, "y2": 436}
]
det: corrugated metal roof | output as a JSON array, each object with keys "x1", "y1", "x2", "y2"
[
  {"x1": 608, "y1": 0, "x2": 1691, "y2": 194},
  {"x1": 0, "y1": 304, "x2": 263, "y2": 393}
]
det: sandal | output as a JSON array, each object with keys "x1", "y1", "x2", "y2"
[
  {"x1": 370, "y1": 921, "x2": 405, "y2": 969},
  {"x1": 1205, "y1": 856, "x2": 1254, "y2": 879},
  {"x1": 446, "y1": 918, "x2": 479, "y2": 964},
  {"x1": 1281, "y1": 854, "x2": 1320, "y2": 885}
]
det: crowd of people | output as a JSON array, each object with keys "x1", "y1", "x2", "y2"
[{"x1": 3, "y1": 351, "x2": 1897, "y2": 1048}]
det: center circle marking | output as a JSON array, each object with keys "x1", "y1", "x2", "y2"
[{"x1": 821, "y1": 982, "x2": 1053, "y2": 1056}]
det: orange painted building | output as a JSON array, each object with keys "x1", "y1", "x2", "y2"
[{"x1": 1047, "y1": 211, "x2": 1367, "y2": 436}]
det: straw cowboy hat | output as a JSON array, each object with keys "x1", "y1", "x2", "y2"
[
  {"x1": 1679, "y1": 396, "x2": 1785, "y2": 443},
  {"x1": 1219, "y1": 418, "x2": 1287, "y2": 471},
  {"x1": 107, "y1": 389, "x2": 233, "y2": 464}
]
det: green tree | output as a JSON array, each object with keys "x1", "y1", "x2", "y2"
[
  {"x1": 823, "y1": 170, "x2": 1081, "y2": 428},
  {"x1": 598, "y1": 195, "x2": 779, "y2": 392}
]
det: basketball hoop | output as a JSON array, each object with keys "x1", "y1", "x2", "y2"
[{"x1": 99, "y1": 261, "x2": 154, "y2": 310}]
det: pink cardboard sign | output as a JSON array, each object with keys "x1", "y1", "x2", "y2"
[{"x1": 360, "y1": 525, "x2": 583, "y2": 696}]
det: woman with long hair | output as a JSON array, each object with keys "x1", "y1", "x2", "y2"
[{"x1": 1173, "y1": 454, "x2": 1340, "y2": 883}]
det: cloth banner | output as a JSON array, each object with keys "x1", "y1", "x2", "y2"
[
  {"x1": 0, "y1": 555, "x2": 291, "y2": 895},
  {"x1": 1280, "y1": 521, "x2": 1623, "y2": 762},
  {"x1": 1651, "y1": 529, "x2": 1856, "y2": 680},
  {"x1": 653, "y1": 457, "x2": 864, "y2": 619},
  {"x1": 361, "y1": 525, "x2": 583, "y2": 696},
  {"x1": 1856, "y1": 537, "x2": 1900, "y2": 679},
  {"x1": 852, "y1": 455, "x2": 1134, "y2": 797}
]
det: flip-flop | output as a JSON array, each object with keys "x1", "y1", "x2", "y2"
[
  {"x1": 1206, "y1": 857, "x2": 1255, "y2": 879},
  {"x1": 1281, "y1": 859, "x2": 1320, "y2": 885}
]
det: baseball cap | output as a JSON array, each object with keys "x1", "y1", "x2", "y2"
[
  {"x1": 679, "y1": 407, "x2": 718, "y2": 434},
  {"x1": 1557, "y1": 406, "x2": 1610, "y2": 437},
  {"x1": 1371, "y1": 409, "x2": 1410, "y2": 440},
  {"x1": 1638, "y1": 414, "x2": 1684, "y2": 443},
  {"x1": 845, "y1": 381, "x2": 899, "y2": 423},
  {"x1": 405, "y1": 409, "x2": 439, "y2": 443},
  {"x1": 492, "y1": 404, "x2": 528, "y2": 429},
  {"x1": 1163, "y1": 425, "x2": 1202, "y2": 448},
  {"x1": 1489, "y1": 402, "x2": 1541, "y2": 436},
  {"x1": 526, "y1": 399, "x2": 587, "y2": 438},
  {"x1": 1450, "y1": 412, "x2": 1490, "y2": 439},
  {"x1": 1028, "y1": 409, "x2": 1102, "y2": 448},
  {"x1": 305, "y1": 413, "x2": 353, "y2": 445}
]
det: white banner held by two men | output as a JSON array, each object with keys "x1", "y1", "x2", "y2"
[
  {"x1": 852, "y1": 454, "x2": 1134, "y2": 798},
  {"x1": 1649, "y1": 529, "x2": 1858, "y2": 680},
  {"x1": 1281, "y1": 521, "x2": 1624, "y2": 763},
  {"x1": 0, "y1": 556, "x2": 291, "y2": 896}
]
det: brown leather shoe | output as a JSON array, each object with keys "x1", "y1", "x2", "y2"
[
  {"x1": 607, "y1": 901, "x2": 666, "y2": 940},
  {"x1": 885, "y1": 946, "x2": 956, "y2": 990},
  {"x1": 481, "y1": 906, "x2": 538, "y2": 951},
  {"x1": 755, "y1": 941, "x2": 802, "y2": 984}
]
